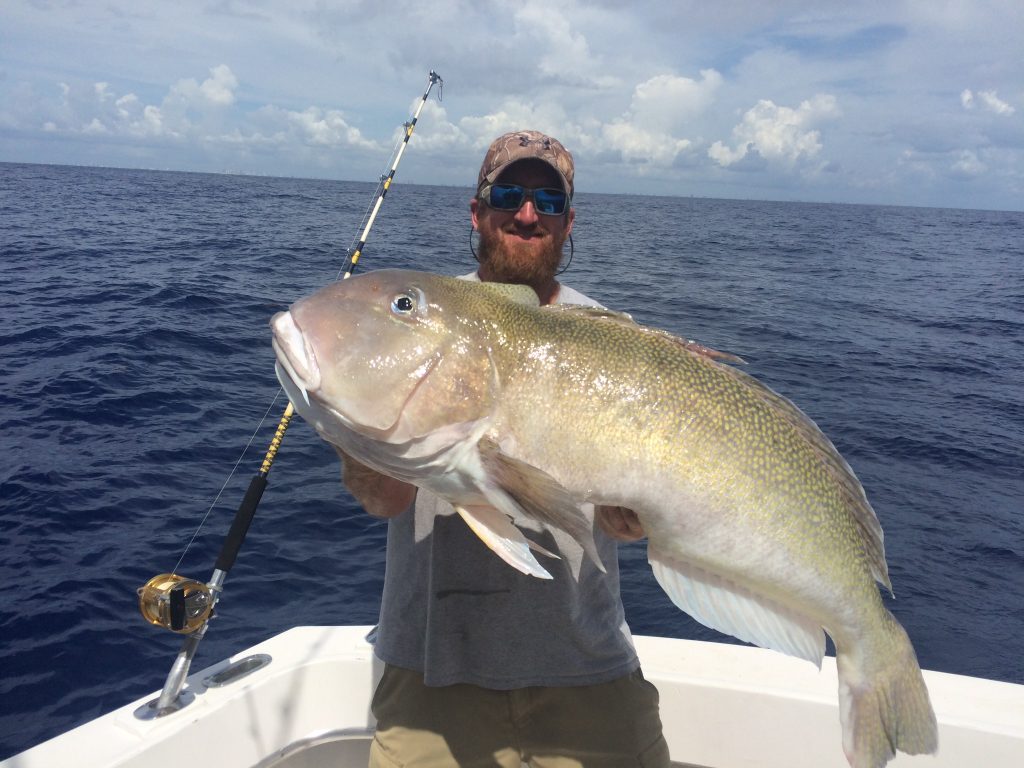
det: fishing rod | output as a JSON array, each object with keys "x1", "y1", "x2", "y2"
[
  {"x1": 135, "y1": 70, "x2": 443, "y2": 718},
  {"x1": 344, "y1": 71, "x2": 443, "y2": 279}
]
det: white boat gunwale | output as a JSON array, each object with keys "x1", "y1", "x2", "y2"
[{"x1": 3, "y1": 625, "x2": 1022, "y2": 768}]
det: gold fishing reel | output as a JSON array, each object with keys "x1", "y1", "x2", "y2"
[{"x1": 138, "y1": 573, "x2": 214, "y2": 634}]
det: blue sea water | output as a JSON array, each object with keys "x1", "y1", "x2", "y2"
[{"x1": 1, "y1": 162, "x2": 1022, "y2": 759}]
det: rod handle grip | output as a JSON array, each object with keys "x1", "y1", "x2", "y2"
[{"x1": 215, "y1": 474, "x2": 268, "y2": 572}]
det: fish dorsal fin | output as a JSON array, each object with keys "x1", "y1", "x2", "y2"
[
  {"x1": 480, "y1": 282, "x2": 541, "y2": 306},
  {"x1": 476, "y1": 436, "x2": 605, "y2": 577},
  {"x1": 544, "y1": 305, "x2": 746, "y2": 365},
  {"x1": 716, "y1": 363, "x2": 891, "y2": 591},
  {"x1": 671, "y1": 336, "x2": 746, "y2": 365},
  {"x1": 649, "y1": 547, "x2": 826, "y2": 666},
  {"x1": 542, "y1": 304, "x2": 637, "y2": 324}
]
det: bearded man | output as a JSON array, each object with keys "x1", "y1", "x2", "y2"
[{"x1": 342, "y1": 131, "x2": 670, "y2": 768}]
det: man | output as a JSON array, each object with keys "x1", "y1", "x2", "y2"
[{"x1": 342, "y1": 131, "x2": 670, "y2": 767}]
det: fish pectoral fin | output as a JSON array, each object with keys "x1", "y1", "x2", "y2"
[
  {"x1": 478, "y1": 438, "x2": 606, "y2": 574},
  {"x1": 455, "y1": 505, "x2": 553, "y2": 580},
  {"x1": 648, "y1": 548, "x2": 825, "y2": 666}
]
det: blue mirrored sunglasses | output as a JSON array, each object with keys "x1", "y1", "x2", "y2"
[{"x1": 480, "y1": 183, "x2": 569, "y2": 215}]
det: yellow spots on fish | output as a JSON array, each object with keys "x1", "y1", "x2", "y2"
[
  {"x1": 279, "y1": 271, "x2": 933, "y2": 766},
  {"x1": 351, "y1": 272, "x2": 876, "y2": 582}
]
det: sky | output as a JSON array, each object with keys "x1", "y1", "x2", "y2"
[{"x1": 2, "y1": 0, "x2": 1022, "y2": 210}]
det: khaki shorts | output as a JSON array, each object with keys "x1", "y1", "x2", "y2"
[{"x1": 369, "y1": 663, "x2": 671, "y2": 767}]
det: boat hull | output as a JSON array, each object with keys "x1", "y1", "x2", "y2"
[{"x1": 3, "y1": 626, "x2": 1021, "y2": 768}]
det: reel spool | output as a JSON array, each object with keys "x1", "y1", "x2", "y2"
[{"x1": 138, "y1": 573, "x2": 214, "y2": 634}]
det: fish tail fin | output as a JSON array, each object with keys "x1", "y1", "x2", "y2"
[{"x1": 836, "y1": 612, "x2": 937, "y2": 768}]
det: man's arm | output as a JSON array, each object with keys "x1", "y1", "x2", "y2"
[
  {"x1": 337, "y1": 448, "x2": 641, "y2": 538},
  {"x1": 336, "y1": 448, "x2": 416, "y2": 519},
  {"x1": 595, "y1": 505, "x2": 646, "y2": 542}
]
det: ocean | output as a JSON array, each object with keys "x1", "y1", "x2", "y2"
[{"x1": 1, "y1": 162, "x2": 1021, "y2": 759}]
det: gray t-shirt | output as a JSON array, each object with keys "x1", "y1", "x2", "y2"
[{"x1": 372, "y1": 273, "x2": 639, "y2": 688}]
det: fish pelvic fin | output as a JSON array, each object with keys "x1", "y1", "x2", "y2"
[
  {"x1": 648, "y1": 547, "x2": 825, "y2": 666},
  {"x1": 478, "y1": 437, "x2": 605, "y2": 575},
  {"x1": 454, "y1": 505, "x2": 553, "y2": 580},
  {"x1": 836, "y1": 612, "x2": 937, "y2": 768}
]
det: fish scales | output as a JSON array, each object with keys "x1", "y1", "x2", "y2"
[
  {"x1": 489, "y1": 301, "x2": 871, "y2": 603},
  {"x1": 271, "y1": 269, "x2": 937, "y2": 768}
]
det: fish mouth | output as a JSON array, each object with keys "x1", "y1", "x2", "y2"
[{"x1": 271, "y1": 310, "x2": 321, "y2": 407}]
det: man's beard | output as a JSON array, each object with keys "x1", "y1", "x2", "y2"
[{"x1": 477, "y1": 227, "x2": 565, "y2": 285}]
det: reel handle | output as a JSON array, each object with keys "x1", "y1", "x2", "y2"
[{"x1": 137, "y1": 573, "x2": 213, "y2": 634}]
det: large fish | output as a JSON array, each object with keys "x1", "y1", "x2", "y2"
[{"x1": 271, "y1": 269, "x2": 937, "y2": 768}]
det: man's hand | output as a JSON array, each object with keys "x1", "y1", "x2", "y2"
[
  {"x1": 336, "y1": 448, "x2": 416, "y2": 518},
  {"x1": 595, "y1": 505, "x2": 646, "y2": 542}
]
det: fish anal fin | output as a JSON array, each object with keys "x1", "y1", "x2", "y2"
[
  {"x1": 648, "y1": 548, "x2": 825, "y2": 666},
  {"x1": 478, "y1": 437, "x2": 605, "y2": 574},
  {"x1": 455, "y1": 505, "x2": 553, "y2": 580}
]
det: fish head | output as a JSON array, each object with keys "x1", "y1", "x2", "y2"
[{"x1": 271, "y1": 269, "x2": 527, "y2": 444}]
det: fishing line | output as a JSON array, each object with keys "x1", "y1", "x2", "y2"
[
  {"x1": 137, "y1": 70, "x2": 443, "y2": 717},
  {"x1": 169, "y1": 389, "x2": 286, "y2": 576},
  {"x1": 167, "y1": 70, "x2": 443, "y2": 571},
  {"x1": 340, "y1": 70, "x2": 443, "y2": 280}
]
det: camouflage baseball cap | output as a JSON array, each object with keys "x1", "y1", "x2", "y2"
[{"x1": 477, "y1": 130, "x2": 574, "y2": 199}]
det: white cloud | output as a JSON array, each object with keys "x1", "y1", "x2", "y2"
[
  {"x1": 397, "y1": 99, "x2": 467, "y2": 153},
  {"x1": 284, "y1": 107, "x2": 377, "y2": 148},
  {"x1": 587, "y1": 71, "x2": 722, "y2": 167},
  {"x1": 31, "y1": 67, "x2": 242, "y2": 141},
  {"x1": 456, "y1": 100, "x2": 573, "y2": 153},
  {"x1": 709, "y1": 94, "x2": 840, "y2": 170},
  {"x1": 961, "y1": 88, "x2": 1015, "y2": 116},
  {"x1": 951, "y1": 149, "x2": 987, "y2": 177},
  {"x1": 168, "y1": 64, "x2": 239, "y2": 108},
  {"x1": 628, "y1": 71, "x2": 723, "y2": 132},
  {"x1": 3, "y1": 0, "x2": 1022, "y2": 208},
  {"x1": 511, "y1": 1, "x2": 619, "y2": 90},
  {"x1": 201, "y1": 64, "x2": 239, "y2": 106},
  {"x1": 140, "y1": 105, "x2": 167, "y2": 137},
  {"x1": 83, "y1": 118, "x2": 107, "y2": 135},
  {"x1": 18, "y1": 65, "x2": 381, "y2": 153},
  {"x1": 601, "y1": 122, "x2": 693, "y2": 166}
]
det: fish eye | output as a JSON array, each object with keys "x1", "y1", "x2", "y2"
[{"x1": 391, "y1": 293, "x2": 416, "y2": 314}]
